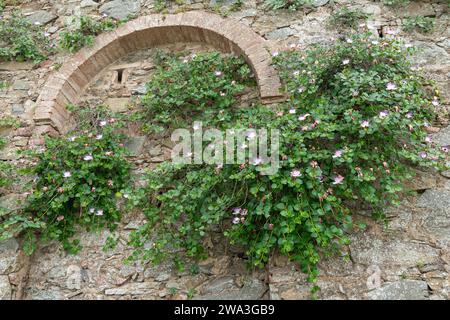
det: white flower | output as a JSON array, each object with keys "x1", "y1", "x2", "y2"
[
  {"x1": 379, "y1": 110, "x2": 389, "y2": 119},
  {"x1": 99, "y1": 120, "x2": 107, "y2": 127},
  {"x1": 83, "y1": 154, "x2": 93, "y2": 161},
  {"x1": 298, "y1": 86, "x2": 305, "y2": 93},
  {"x1": 232, "y1": 208, "x2": 241, "y2": 215},
  {"x1": 371, "y1": 40, "x2": 379, "y2": 45},
  {"x1": 291, "y1": 169, "x2": 301, "y2": 178},
  {"x1": 342, "y1": 59, "x2": 350, "y2": 65},
  {"x1": 272, "y1": 51, "x2": 279, "y2": 57},
  {"x1": 63, "y1": 171, "x2": 71, "y2": 178},
  {"x1": 298, "y1": 114, "x2": 310, "y2": 121},
  {"x1": 289, "y1": 109, "x2": 296, "y2": 114},
  {"x1": 332, "y1": 150, "x2": 343, "y2": 159},
  {"x1": 332, "y1": 175, "x2": 345, "y2": 185},
  {"x1": 215, "y1": 71, "x2": 222, "y2": 77},
  {"x1": 232, "y1": 217, "x2": 240, "y2": 224},
  {"x1": 96, "y1": 209, "x2": 104, "y2": 216},
  {"x1": 432, "y1": 99, "x2": 439, "y2": 106},
  {"x1": 361, "y1": 120, "x2": 370, "y2": 128},
  {"x1": 34, "y1": 21, "x2": 41, "y2": 26},
  {"x1": 67, "y1": 136, "x2": 77, "y2": 142},
  {"x1": 386, "y1": 82, "x2": 397, "y2": 91},
  {"x1": 44, "y1": 32, "x2": 50, "y2": 37},
  {"x1": 240, "y1": 143, "x2": 248, "y2": 149},
  {"x1": 123, "y1": 194, "x2": 130, "y2": 199},
  {"x1": 193, "y1": 123, "x2": 200, "y2": 131},
  {"x1": 293, "y1": 70, "x2": 300, "y2": 76},
  {"x1": 96, "y1": 134, "x2": 103, "y2": 140},
  {"x1": 89, "y1": 208, "x2": 95, "y2": 214},
  {"x1": 405, "y1": 112, "x2": 413, "y2": 119},
  {"x1": 346, "y1": 39, "x2": 353, "y2": 44}
]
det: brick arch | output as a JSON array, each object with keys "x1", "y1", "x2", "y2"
[{"x1": 34, "y1": 11, "x2": 284, "y2": 134}]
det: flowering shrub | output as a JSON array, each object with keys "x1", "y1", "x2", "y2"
[
  {"x1": 0, "y1": 10, "x2": 54, "y2": 63},
  {"x1": 59, "y1": 16, "x2": 119, "y2": 53},
  {"x1": 141, "y1": 51, "x2": 254, "y2": 133},
  {"x1": 0, "y1": 108, "x2": 131, "y2": 254},
  {"x1": 127, "y1": 32, "x2": 448, "y2": 282}
]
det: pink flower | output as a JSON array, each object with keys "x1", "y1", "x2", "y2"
[
  {"x1": 379, "y1": 110, "x2": 389, "y2": 119},
  {"x1": 214, "y1": 71, "x2": 222, "y2": 77},
  {"x1": 291, "y1": 169, "x2": 301, "y2": 178},
  {"x1": 425, "y1": 135, "x2": 432, "y2": 143},
  {"x1": 432, "y1": 99, "x2": 439, "y2": 106},
  {"x1": 332, "y1": 175, "x2": 344, "y2": 185},
  {"x1": 268, "y1": 223, "x2": 274, "y2": 230},
  {"x1": 441, "y1": 146, "x2": 449, "y2": 153},
  {"x1": 386, "y1": 82, "x2": 397, "y2": 91},
  {"x1": 361, "y1": 120, "x2": 370, "y2": 128},
  {"x1": 272, "y1": 51, "x2": 279, "y2": 57},
  {"x1": 405, "y1": 112, "x2": 413, "y2": 119},
  {"x1": 332, "y1": 150, "x2": 343, "y2": 158},
  {"x1": 99, "y1": 120, "x2": 107, "y2": 127},
  {"x1": 419, "y1": 152, "x2": 427, "y2": 159}
]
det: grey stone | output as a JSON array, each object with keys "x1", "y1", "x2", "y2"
[
  {"x1": 350, "y1": 234, "x2": 439, "y2": 267},
  {"x1": 0, "y1": 255, "x2": 20, "y2": 274},
  {"x1": 210, "y1": 0, "x2": 240, "y2": 7},
  {"x1": 417, "y1": 189, "x2": 450, "y2": 210},
  {"x1": 442, "y1": 170, "x2": 450, "y2": 179},
  {"x1": 80, "y1": 0, "x2": 99, "y2": 8},
  {"x1": 265, "y1": 27, "x2": 296, "y2": 40},
  {"x1": 367, "y1": 280, "x2": 429, "y2": 300},
  {"x1": 25, "y1": 10, "x2": 57, "y2": 26},
  {"x1": 104, "y1": 281, "x2": 159, "y2": 295},
  {"x1": 0, "y1": 239, "x2": 19, "y2": 254},
  {"x1": 148, "y1": 145, "x2": 162, "y2": 157},
  {"x1": 312, "y1": 0, "x2": 329, "y2": 7},
  {"x1": 0, "y1": 276, "x2": 11, "y2": 300},
  {"x1": 131, "y1": 83, "x2": 147, "y2": 95},
  {"x1": 432, "y1": 125, "x2": 450, "y2": 147},
  {"x1": 197, "y1": 278, "x2": 267, "y2": 300},
  {"x1": 12, "y1": 80, "x2": 30, "y2": 91},
  {"x1": 125, "y1": 136, "x2": 146, "y2": 156},
  {"x1": 99, "y1": 0, "x2": 141, "y2": 21},
  {"x1": 11, "y1": 104, "x2": 25, "y2": 115}
]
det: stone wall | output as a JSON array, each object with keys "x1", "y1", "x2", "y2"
[{"x1": 0, "y1": 0, "x2": 449, "y2": 300}]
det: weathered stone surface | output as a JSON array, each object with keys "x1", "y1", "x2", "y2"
[
  {"x1": 99, "y1": 0, "x2": 142, "y2": 20},
  {"x1": 417, "y1": 189, "x2": 450, "y2": 210},
  {"x1": 125, "y1": 136, "x2": 146, "y2": 156},
  {"x1": 432, "y1": 125, "x2": 450, "y2": 147},
  {"x1": 0, "y1": 276, "x2": 11, "y2": 300},
  {"x1": 104, "y1": 281, "x2": 159, "y2": 295},
  {"x1": 25, "y1": 10, "x2": 57, "y2": 25},
  {"x1": 106, "y1": 98, "x2": 130, "y2": 113},
  {"x1": 265, "y1": 27, "x2": 296, "y2": 40},
  {"x1": 367, "y1": 280, "x2": 429, "y2": 300},
  {"x1": 0, "y1": 62, "x2": 34, "y2": 71},
  {"x1": 312, "y1": 0, "x2": 329, "y2": 7},
  {"x1": 197, "y1": 277, "x2": 267, "y2": 300},
  {"x1": 80, "y1": 0, "x2": 99, "y2": 9},
  {"x1": 350, "y1": 234, "x2": 439, "y2": 267}
]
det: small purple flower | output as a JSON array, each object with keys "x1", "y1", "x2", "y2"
[
  {"x1": 272, "y1": 51, "x2": 279, "y2": 57},
  {"x1": 83, "y1": 154, "x2": 93, "y2": 161},
  {"x1": 361, "y1": 120, "x2": 370, "y2": 128},
  {"x1": 379, "y1": 110, "x2": 389, "y2": 119},
  {"x1": 332, "y1": 150, "x2": 343, "y2": 158},
  {"x1": 405, "y1": 112, "x2": 413, "y2": 119},
  {"x1": 332, "y1": 175, "x2": 345, "y2": 185},
  {"x1": 99, "y1": 120, "x2": 107, "y2": 127},
  {"x1": 386, "y1": 82, "x2": 397, "y2": 91},
  {"x1": 289, "y1": 109, "x2": 296, "y2": 114},
  {"x1": 425, "y1": 135, "x2": 432, "y2": 143},
  {"x1": 291, "y1": 169, "x2": 301, "y2": 178},
  {"x1": 441, "y1": 146, "x2": 449, "y2": 153},
  {"x1": 419, "y1": 152, "x2": 427, "y2": 159},
  {"x1": 232, "y1": 217, "x2": 240, "y2": 224}
]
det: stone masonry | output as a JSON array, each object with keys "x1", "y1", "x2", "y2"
[{"x1": 0, "y1": 0, "x2": 449, "y2": 300}]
